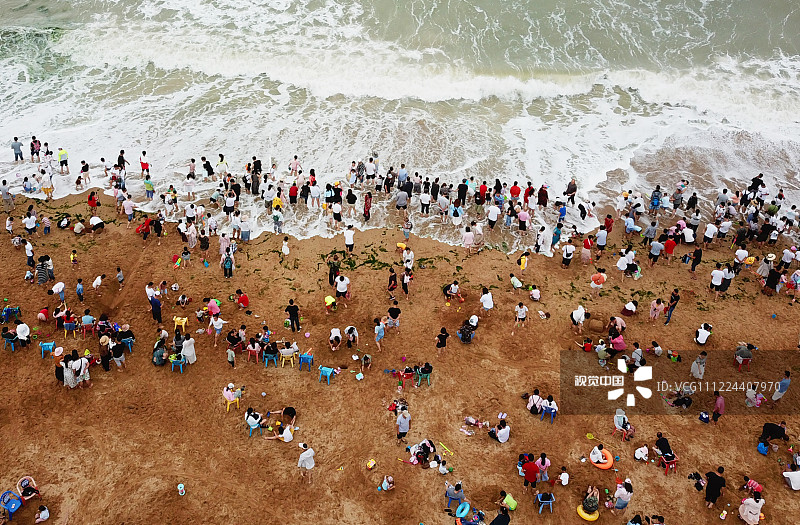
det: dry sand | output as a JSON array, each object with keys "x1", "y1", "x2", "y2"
[{"x1": 1, "y1": 193, "x2": 799, "y2": 524}]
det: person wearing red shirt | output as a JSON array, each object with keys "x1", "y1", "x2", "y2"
[
  {"x1": 88, "y1": 191, "x2": 99, "y2": 216},
  {"x1": 509, "y1": 182, "x2": 521, "y2": 203},
  {"x1": 289, "y1": 183, "x2": 299, "y2": 204},
  {"x1": 235, "y1": 289, "x2": 249, "y2": 308},
  {"x1": 523, "y1": 183, "x2": 534, "y2": 208},
  {"x1": 663, "y1": 237, "x2": 677, "y2": 264},
  {"x1": 604, "y1": 215, "x2": 614, "y2": 234},
  {"x1": 521, "y1": 457, "x2": 540, "y2": 493},
  {"x1": 479, "y1": 181, "x2": 488, "y2": 199}
]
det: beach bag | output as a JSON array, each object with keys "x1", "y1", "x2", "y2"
[
  {"x1": 698, "y1": 411, "x2": 710, "y2": 424},
  {"x1": 757, "y1": 442, "x2": 769, "y2": 455}
]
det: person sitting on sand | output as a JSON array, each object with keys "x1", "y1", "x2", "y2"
[
  {"x1": 634, "y1": 444, "x2": 649, "y2": 461},
  {"x1": 582, "y1": 485, "x2": 600, "y2": 513},
  {"x1": 590, "y1": 444, "x2": 607, "y2": 464},
  {"x1": 694, "y1": 323, "x2": 713, "y2": 345},
  {"x1": 488, "y1": 419, "x2": 510, "y2": 443},
  {"x1": 443, "y1": 280, "x2": 463, "y2": 302},
  {"x1": 265, "y1": 422, "x2": 294, "y2": 442},
  {"x1": 269, "y1": 406, "x2": 297, "y2": 427},
  {"x1": 458, "y1": 316, "x2": 478, "y2": 343},
  {"x1": 526, "y1": 389, "x2": 544, "y2": 415},
  {"x1": 380, "y1": 475, "x2": 395, "y2": 492},
  {"x1": 152, "y1": 340, "x2": 168, "y2": 366}
]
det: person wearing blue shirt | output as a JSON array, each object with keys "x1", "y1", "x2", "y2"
[
  {"x1": 770, "y1": 371, "x2": 791, "y2": 408},
  {"x1": 76, "y1": 280, "x2": 84, "y2": 303},
  {"x1": 397, "y1": 164, "x2": 408, "y2": 184}
]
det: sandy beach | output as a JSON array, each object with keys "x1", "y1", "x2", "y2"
[{"x1": 0, "y1": 190, "x2": 798, "y2": 524}]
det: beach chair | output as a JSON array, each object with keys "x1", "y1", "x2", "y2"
[
  {"x1": 299, "y1": 353, "x2": 314, "y2": 371},
  {"x1": 173, "y1": 316, "x2": 188, "y2": 332},
  {"x1": 39, "y1": 341, "x2": 55, "y2": 359},
  {"x1": 658, "y1": 454, "x2": 679, "y2": 475},
  {"x1": 16, "y1": 476, "x2": 40, "y2": 505},
  {"x1": 537, "y1": 493, "x2": 555, "y2": 514},
  {"x1": 247, "y1": 420, "x2": 263, "y2": 437},
  {"x1": 224, "y1": 393, "x2": 239, "y2": 412},
  {"x1": 319, "y1": 366, "x2": 334, "y2": 385},
  {"x1": 121, "y1": 337, "x2": 134, "y2": 353},
  {"x1": 611, "y1": 426, "x2": 629, "y2": 441},
  {"x1": 415, "y1": 371, "x2": 431, "y2": 387},
  {"x1": 541, "y1": 406, "x2": 557, "y2": 424},
  {"x1": 170, "y1": 355, "x2": 186, "y2": 373},
  {"x1": 0, "y1": 491, "x2": 22, "y2": 521},
  {"x1": 264, "y1": 352, "x2": 278, "y2": 368},
  {"x1": 81, "y1": 323, "x2": 96, "y2": 339},
  {"x1": 280, "y1": 351, "x2": 298, "y2": 368},
  {"x1": 4, "y1": 335, "x2": 19, "y2": 352},
  {"x1": 735, "y1": 356, "x2": 751, "y2": 372},
  {"x1": 64, "y1": 322, "x2": 78, "y2": 339}
]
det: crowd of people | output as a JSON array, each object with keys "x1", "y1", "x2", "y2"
[{"x1": 4, "y1": 137, "x2": 800, "y2": 524}]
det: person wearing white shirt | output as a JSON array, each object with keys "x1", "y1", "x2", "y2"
[
  {"x1": 590, "y1": 444, "x2": 607, "y2": 464},
  {"x1": 419, "y1": 191, "x2": 431, "y2": 215},
  {"x1": 486, "y1": 204, "x2": 501, "y2": 229},
  {"x1": 703, "y1": 221, "x2": 719, "y2": 246},
  {"x1": 570, "y1": 305, "x2": 588, "y2": 334},
  {"x1": 402, "y1": 248, "x2": 414, "y2": 270},
  {"x1": 14, "y1": 320, "x2": 31, "y2": 346},
  {"x1": 734, "y1": 245, "x2": 748, "y2": 274},
  {"x1": 489, "y1": 419, "x2": 510, "y2": 443},
  {"x1": 343, "y1": 226, "x2": 355, "y2": 252},
  {"x1": 541, "y1": 395, "x2": 558, "y2": 413},
  {"x1": 335, "y1": 275, "x2": 350, "y2": 302},
  {"x1": 709, "y1": 262, "x2": 725, "y2": 301},
  {"x1": 694, "y1": 323, "x2": 712, "y2": 345},
  {"x1": 779, "y1": 248, "x2": 795, "y2": 271},
  {"x1": 784, "y1": 464, "x2": 800, "y2": 490},
  {"x1": 682, "y1": 226, "x2": 695, "y2": 244},
  {"x1": 561, "y1": 241, "x2": 575, "y2": 268},
  {"x1": 89, "y1": 215, "x2": 104, "y2": 236},
  {"x1": 297, "y1": 443, "x2": 316, "y2": 484},
  {"x1": 479, "y1": 288, "x2": 493, "y2": 316}
]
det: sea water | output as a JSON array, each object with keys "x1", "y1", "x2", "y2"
[{"x1": 0, "y1": 0, "x2": 798, "y2": 248}]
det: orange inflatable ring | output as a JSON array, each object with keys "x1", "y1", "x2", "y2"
[
  {"x1": 577, "y1": 504, "x2": 600, "y2": 521},
  {"x1": 591, "y1": 448, "x2": 614, "y2": 469}
]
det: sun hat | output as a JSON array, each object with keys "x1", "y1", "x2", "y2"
[
  {"x1": 227, "y1": 383, "x2": 235, "y2": 389},
  {"x1": 54, "y1": 347, "x2": 63, "y2": 357},
  {"x1": 766, "y1": 253, "x2": 776, "y2": 261},
  {"x1": 121, "y1": 324, "x2": 130, "y2": 331},
  {"x1": 100, "y1": 335, "x2": 110, "y2": 345}
]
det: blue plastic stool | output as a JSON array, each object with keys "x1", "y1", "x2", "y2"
[
  {"x1": 170, "y1": 357, "x2": 186, "y2": 373},
  {"x1": 537, "y1": 493, "x2": 555, "y2": 513},
  {"x1": 4, "y1": 338, "x2": 17, "y2": 352},
  {"x1": 319, "y1": 366, "x2": 334, "y2": 384},
  {"x1": 299, "y1": 353, "x2": 314, "y2": 371},
  {"x1": 446, "y1": 492, "x2": 462, "y2": 508},
  {"x1": 0, "y1": 491, "x2": 22, "y2": 521},
  {"x1": 40, "y1": 341, "x2": 55, "y2": 358},
  {"x1": 248, "y1": 422, "x2": 263, "y2": 437},
  {"x1": 541, "y1": 406, "x2": 556, "y2": 424},
  {"x1": 121, "y1": 337, "x2": 134, "y2": 353},
  {"x1": 264, "y1": 354, "x2": 278, "y2": 368}
]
